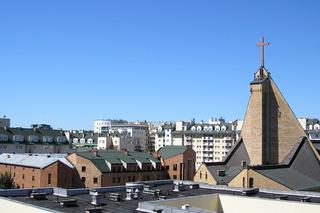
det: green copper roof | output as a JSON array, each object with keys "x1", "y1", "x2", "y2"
[
  {"x1": 158, "y1": 145, "x2": 187, "y2": 159},
  {"x1": 76, "y1": 150, "x2": 159, "y2": 172}
]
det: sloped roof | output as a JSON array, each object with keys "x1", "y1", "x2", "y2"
[
  {"x1": 203, "y1": 139, "x2": 249, "y2": 184},
  {"x1": 255, "y1": 167, "x2": 320, "y2": 190},
  {"x1": 76, "y1": 150, "x2": 160, "y2": 173},
  {"x1": 158, "y1": 146, "x2": 187, "y2": 159},
  {"x1": 0, "y1": 153, "x2": 74, "y2": 169},
  {"x1": 0, "y1": 127, "x2": 68, "y2": 144},
  {"x1": 251, "y1": 137, "x2": 320, "y2": 190}
]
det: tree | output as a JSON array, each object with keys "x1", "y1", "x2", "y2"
[{"x1": 0, "y1": 172, "x2": 15, "y2": 189}]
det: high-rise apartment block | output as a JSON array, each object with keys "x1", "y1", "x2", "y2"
[{"x1": 155, "y1": 119, "x2": 239, "y2": 169}]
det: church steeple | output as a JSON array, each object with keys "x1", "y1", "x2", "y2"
[{"x1": 241, "y1": 37, "x2": 307, "y2": 165}]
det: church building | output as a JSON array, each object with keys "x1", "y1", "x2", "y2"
[{"x1": 194, "y1": 37, "x2": 320, "y2": 191}]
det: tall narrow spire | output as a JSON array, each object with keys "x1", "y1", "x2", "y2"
[{"x1": 256, "y1": 36, "x2": 270, "y2": 68}]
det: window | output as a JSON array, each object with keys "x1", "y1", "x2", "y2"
[
  {"x1": 112, "y1": 177, "x2": 116, "y2": 183},
  {"x1": 249, "y1": 177, "x2": 254, "y2": 188},
  {"x1": 200, "y1": 172, "x2": 202, "y2": 179},
  {"x1": 173, "y1": 175, "x2": 177, "y2": 180},
  {"x1": 48, "y1": 173, "x2": 52, "y2": 184},
  {"x1": 93, "y1": 178, "x2": 98, "y2": 184},
  {"x1": 117, "y1": 177, "x2": 120, "y2": 183},
  {"x1": 173, "y1": 164, "x2": 177, "y2": 171},
  {"x1": 117, "y1": 167, "x2": 121, "y2": 172},
  {"x1": 165, "y1": 165, "x2": 170, "y2": 170},
  {"x1": 81, "y1": 166, "x2": 86, "y2": 172},
  {"x1": 242, "y1": 177, "x2": 245, "y2": 188},
  {"x1": 81, "y1": 177, "x2": 86, "y2": 183},
  {"x1": 205, "y1": 172, "x2": 208, "y2": 180},
  {"x1": 32, "y1": 176, "x2": 35, "y2": 181},
  {"x1": 22, "y1": 174, "x2": 25, "y2": 179}
]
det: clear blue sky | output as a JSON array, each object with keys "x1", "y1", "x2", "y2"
[{"x1": 1, "y1": 0, "x2": 320, "y2": 130}]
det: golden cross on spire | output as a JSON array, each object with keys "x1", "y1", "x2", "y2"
[{"x1": 256, "y1": 36, "x2": 269, "y2": 67}]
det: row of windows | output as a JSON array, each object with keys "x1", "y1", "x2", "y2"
[
  {"x1": 81, "y1": 165, "x2": 157, "y2": 173},
  {"x1": 0, "y1": 134, "x2": 67, "y2": 143},
  {"x1": 190, "y1": 125, "x2": 228, "y2": 132}
]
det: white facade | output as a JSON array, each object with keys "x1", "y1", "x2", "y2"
[
  {"x1": 97, "y1": 134, "x2": 139, "y2": 152},
  {"x1": 155, "y1": 121, "x2": 237, "y2": 169},
  {"x1": 299, "y1": 118, "x2": 320, "y2": 141},
  {"x1": 93, "y1": 120, "x2": 111, "y2": 134},
  {"x1": 110, "y1": 124, "x2": 148, "y2": 151}
]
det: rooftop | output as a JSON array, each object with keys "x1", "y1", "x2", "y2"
[
  {"x1": 158, "y1": 146, "x2": 188, "y2": 159},
  {"x1": 0, "y1": 153, "x2": 74, "y2": 169},
  {"x1": 2, "y1": 180, "x2": 320, "y2": 213}
]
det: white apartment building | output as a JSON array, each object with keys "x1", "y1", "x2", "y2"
[
  {"x1": 97, "y1": 132, "x2": 140, "y2": 152},
  {"x1": 155, "y1": 120, "x2": 238, "y2": 169},
  {"x1": 93, "y1": 120, "x2": 149, "y2": 151},
  {"x1": 93, "y1": 119, "x2": 111, "y2": 134},
  {"x1": 109, "y1": 123, "x2": 148, "y2": 151},
  {"x1": 299, "y1": 118, "x2": 320, "y2": 141}
]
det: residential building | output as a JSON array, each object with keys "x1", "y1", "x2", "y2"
[
  {"x1": 68, "y1": 130, "x2": 97, "y2": 149},
  {"x1": 157, "y1": 145, "x2": 196, "y2": 181},
  {"x1": 67, "y1": 149, "x2": 165, "y2": 188},
  {"x1": 0, "y1": 153, "x2": 76, "y2": 188},
  {"x1": 0, "y1": 127, "x2": 71, "y2": 154},
  {"x1": 93, "y1": 119, "x2": 111, "y2": 134},
  {"x1": 155, "y1": 121, "x2": 238, "y2": 169},
  {"x1": 299, "y1": 118, "x2": 320, "y2": 141},
  {"x1": 194, "y1": 38, "x2": 320, "y2": 191},
  {"x1": 147, "y1": 122, "x2": 163, "y2": 152},
  {"x1": 97, "y1": 132, "x2": 140, "y2": 152},
  {"x1": 110, "y1": 122, "x2": 149, "y2": 151}
]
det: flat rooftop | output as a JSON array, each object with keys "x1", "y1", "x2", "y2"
[
  {"x1": 2, "y1": 180, "x2": 320, "y2": 213},
  {"x1": 9, "y1": 182, "x2": 214, "y2": 213}
]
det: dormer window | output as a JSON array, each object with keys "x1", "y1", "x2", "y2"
[
  {"x1": 80, "y1": 138, "x2": 86, "y2": 143},
  {"x1": 73, "y1": 138, "x2": 79, "y2": 144},
  {"x1": 191, "y1": 126, "x2": 196, "y2": 131},
  {"x1": 13, "y1": 135, "x2": 24, "y2": 142},
  {"x1": 197, "y1": 126, "x2": 202, "y2": 132},
  {"x1": 215, "y1": 126, "x2": 220, "y2": 131},
  {"x1": 0, "y1": 134, "x2": 9, "y2": 142},
  {"x1": 203, "y1": 126, "x2": 208, "y2": 132},
  {"x1": 43, "y1": 136, "x2": 53, "y2": 143},
  {"x1": 87, "y1": 138, "x2": 93, "y2": 144},
  {"x1": 221, "y1": 126, "x2": 227, "y2": 131},
  {"x1": 56, "y1": 136, "x2": 67, "y2": 143},
  {"x1": 208, "y1": 126, "x2": 213, "y2": 132},
  {"x1": 28, "y1": 135, "x2": 39, "y2": 143}
]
